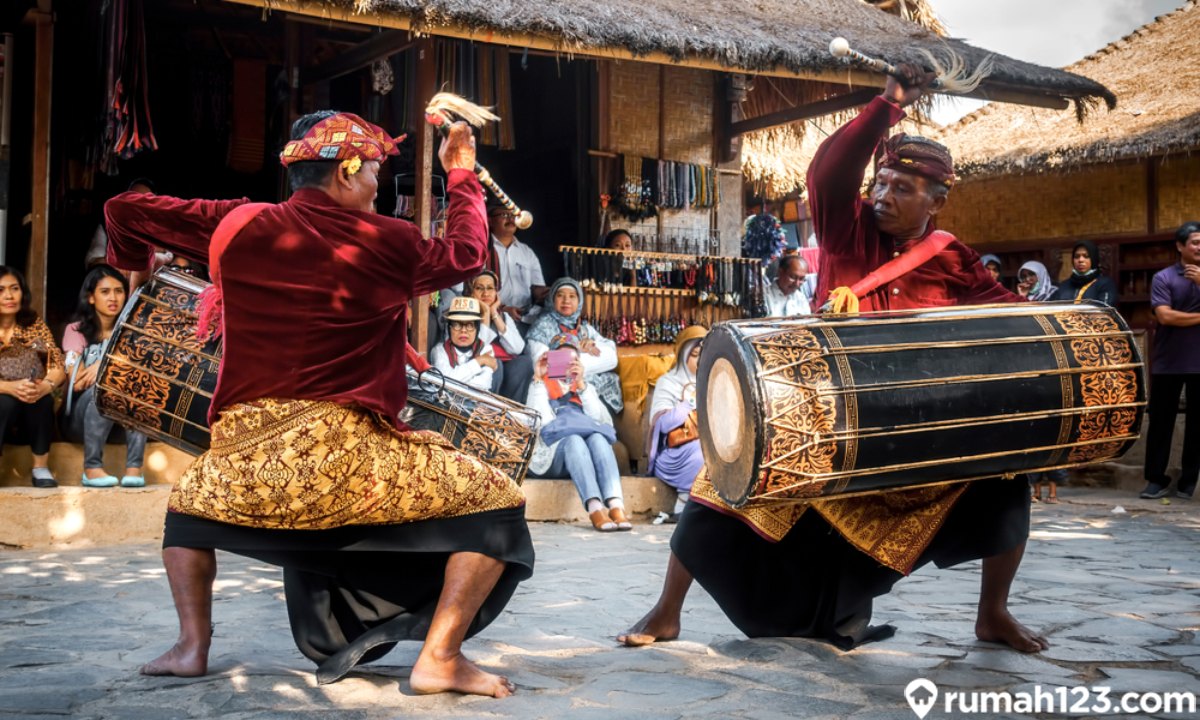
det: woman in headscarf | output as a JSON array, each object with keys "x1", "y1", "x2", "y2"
[
  {"x1": 526, "y1": 277, "x2": 623, "y2": 414},
  {"x1": 1016, "y1": 260, "x2": 1057, "y2": 302},
  {"x1": 979, "y1": 254, "x2": 1003, "y2": 284},
  {"x1": 1053, "y1": 240, "x2": 1118, "y2": 306},
  {"x1": 645, "y1": 325, "x2": 707, "y2": 523}
]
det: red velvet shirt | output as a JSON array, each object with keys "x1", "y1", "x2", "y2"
[
  {"x1": 808, "y1": 97, "x2": 1023, "y2": 310},
  {"x1": 104, "y1": 169, "x2": 488, "y2": 427}
]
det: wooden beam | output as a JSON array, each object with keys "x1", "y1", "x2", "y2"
[
  {"x1": 730, "y1": 88, "x2": 878, "y2": 136},
  {"x1": 301, "y1": 29, "x2": 413, "y2": 84},
  {"x1": 410, "y1": 37, "x2": 436, "y2": 357},
  {"x1": 28, "y1": 11, "x2": 50, "y2": 317}
]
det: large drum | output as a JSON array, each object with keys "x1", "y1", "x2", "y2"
[
  {"x1": 95, "y1": 268, "x2": 219, "y2": 456},
  {"x1": 400, "y1": 368, "x2": 541, "y2": 485},
  {"x1": 698, "y1": 302, "x2": 1146, "y2": 507},
  {"x1": 97, "y1": 269, "x2": 542, "y2": 485}
]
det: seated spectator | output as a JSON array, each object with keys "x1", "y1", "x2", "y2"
[
  {"x1": 526, "y1": 277, "x2": 622, "y2": 414},
  {"x1": 1053, "y1": 240, "x2": 1118, "y2": 306},
  {"x1": 164, "y1": 255, "x2": 210, "y2": 281},
  {"x1": 980, "y1": 254, "x2": 1003, "y2": 284},
  {"x1": 464, "y1": 270, "x2": 533, "y2": 401},
  {"x1": 488, "y1": 199, "x2": 547, "y2": 327},
  {"x1": 60, "y1": 265, "x2": 147, "y2": 488},
  {"x1": 763, "y1": 254, "x2": 811, "y2": 317},
  {"x1": 604, "y1": 229, "x2": 633, "y2": 251},
  {"x1": 429, "y1": 296, "x2": 497, "y2": 392},
  {"x1": 0, "y1": 266, "x2": 66, "y2": 487},
  {"x1": 646, "y1": 325, "x2": 707, "y2": 523},
  {"x1": 1016, "y1": 260, "x2": 1058, "y2": 301},
  {"x1": 527, "y1": 344, "x2": 630, "y2": 532}
]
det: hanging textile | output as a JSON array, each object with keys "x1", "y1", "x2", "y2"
[
  {"x1": 101, "y1": 0, "x2": 158, "y2": 173},
  {"x1": 227, "y1": 59, "x2": 266, "y2": 173}
]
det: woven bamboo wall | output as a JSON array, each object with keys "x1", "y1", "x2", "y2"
[
  {"x1": 940, "y1": 162, "x2": 1148, "y2": 245},
  {"x1": 608, "y1": 62, "x2": 716, "y2": 238},
  {"x1": 1156, "y1": 154, "x2": 1200, "y2": 231}
]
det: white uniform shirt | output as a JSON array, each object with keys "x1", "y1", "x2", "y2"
[
  {"x1": 763, "y1": 280, "x2": 812, "y2": 317},
  {"x1": 491, "y1": 235, "x2": 546, "y2": 319}
]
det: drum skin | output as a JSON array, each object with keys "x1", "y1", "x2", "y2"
[
  {"x1": 401, "y1": 368, "x2": 540, "y2": 485},
  {"x1": 698, "y1": 302, "x2": 1146, "y2": 507},
  {"x1": 95, "y1": 269, "x2": 219, "y2": 456}
]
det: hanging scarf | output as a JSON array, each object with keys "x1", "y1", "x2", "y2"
[
  {"x1": 1018, "y1": 260, "x2": 1057, "y2": 302},
  {"x1": 442, "y1": 338, "x2": 484, "y2": 368}
]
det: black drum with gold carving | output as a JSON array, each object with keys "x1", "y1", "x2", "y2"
[
  {"x1": 400, "y1": 368, "x2": 540, "y2": 485},
  {"x1": 698, "y1": 302, "x2": 1145, "y2": 507},
  {"x1": 95, "y1": 268, "x2": 219, "y2": 455}
]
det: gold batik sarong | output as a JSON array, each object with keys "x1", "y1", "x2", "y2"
[
  {"x1": 169, "y1": 398, "x2": 526, "y2": 530},
  {"x1": 690, "y1": 469, "x2": 966, "y2": 575}
]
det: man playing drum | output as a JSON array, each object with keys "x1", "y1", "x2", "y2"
[
  {"x1": 619, "y1": 67, "x2": 1046, "y2": 653},
  {"x1": 104, "y1": 113, "x2": 531, "y2": 697}
]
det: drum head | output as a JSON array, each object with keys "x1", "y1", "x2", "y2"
[{"x1": 697, "y1": 324, "x2": 762, "y2": 508}]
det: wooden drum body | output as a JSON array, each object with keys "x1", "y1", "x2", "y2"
[
  {"x1": 400, "y1": 368, "x2": 541, "y2": 485},
  {"x1": 96, "y1": 269, "x2": 219, "y2": 455},
  {"x1": 698, "y1": 302, "x2": 1146, "y2": 507}
]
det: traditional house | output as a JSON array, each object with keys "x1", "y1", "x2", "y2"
[{"x1": 936, "y1": 0, "x2": 1199, "y2": 329}]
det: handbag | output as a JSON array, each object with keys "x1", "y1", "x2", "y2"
[
  {"x1": 665, "y1": 410, "x2": 700, "y2": 448},
  {"x1": 0, "y1": 339, "x2": 46, "y2": 382}
]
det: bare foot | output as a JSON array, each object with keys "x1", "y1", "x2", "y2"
[
  {"x1": 140, "y1": 641, "x2": 209, "y2": 677},
  {"x1": 617, "y1": 606, "x2": 680, "y2": 647},
  {"x1": 976, "y1": 610, "x2": 1050, "y2": 653},
  {"x1": 410, "y1": 651, "x2": 514, "y2": 698}
]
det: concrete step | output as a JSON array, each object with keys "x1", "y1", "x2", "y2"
[
  {"x1": 0, "y1": 475, "x2": 677, "y2": 550},
  {"x1": 0, "y1": 442, "x2": 194, "y2": 488}
]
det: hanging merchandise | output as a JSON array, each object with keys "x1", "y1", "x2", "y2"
[
  {"x1": 741, "y1": 211, "x2": 787, "y2": 265},
  {"x1": 614, "y1": 154, "x2": 657, "y2": 221},
  {"x1": 101, "y1": 0, "x2": 158, "y2": 172}
]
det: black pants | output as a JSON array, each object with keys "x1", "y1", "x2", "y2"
[
  {"x1": 1144, "y1": 373, "x2": 1200, "y2": 491},
  {"x1": 0, "y1": 394, "x2": 55, "y2": 455}
]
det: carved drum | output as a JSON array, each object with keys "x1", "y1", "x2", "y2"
[{"x1": 698, "y1": 302, "x2": 1146, "y2": 507}]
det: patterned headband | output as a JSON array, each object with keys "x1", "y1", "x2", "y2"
[
  {"x1": 879, "y1": 133, "x2": 956, "y2": 189},
  {"x1": 280, "y1": 112, "x2": 405, "y2": 174}
]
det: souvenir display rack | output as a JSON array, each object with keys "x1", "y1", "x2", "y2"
[{"x1": 561, "y1": 245, "x2": 767, "y2": 346}]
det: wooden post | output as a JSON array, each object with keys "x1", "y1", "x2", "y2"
[
  {"x1": 409, "y1": 38, "x2": 437, "y2": 357},
  {"x1": 27, "y1": 11, "x2": 52, "y2": 318}
]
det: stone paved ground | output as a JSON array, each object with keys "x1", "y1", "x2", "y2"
[{"x1": 1, "y1": 488, "x2": 1197, "y2": 720}]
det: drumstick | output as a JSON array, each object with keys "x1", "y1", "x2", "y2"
[
  {"x1": 424, "y1": 92, "x2": 534, "y2": 230},
  {"x1": 829, "y1": 37, "x2": 992, "y2": 94}
]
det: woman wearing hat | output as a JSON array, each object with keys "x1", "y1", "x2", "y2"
[
  {"x1": 646, "y1": 326, "x2": 708, "y2": 523},
  {"x1": 430, "y1": 296, "x2": 498, "y2": 392},
  {"x1": 1053, "y1": 240, "x2": 1118, "y2": 306}
]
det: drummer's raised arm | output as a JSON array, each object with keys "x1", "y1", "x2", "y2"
[{"x1": 104, "y1": 192, "x2": 249, "y2": 272}]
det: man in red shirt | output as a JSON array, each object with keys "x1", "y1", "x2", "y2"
[
  {"x1": 620, "y1": 69, "x2": 1044, "y2": 654},
  {"x1": 105, "y1": 113, "x2": 531, "y2": 697}
]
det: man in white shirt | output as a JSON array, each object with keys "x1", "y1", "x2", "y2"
[
  {"x1": 487, "y1": 202, "x2": 548, "y2": 325},
  {"x1": 762, "y1": 254, "x2": 812, "y2": 317}
]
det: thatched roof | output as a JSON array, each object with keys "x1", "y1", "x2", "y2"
[
  {"x1": 241, "y1": 0, "x2": 1113, "y2": 109},
  {"x1": 937, "y1": 0, "x2": 1199, "y2": 179}
]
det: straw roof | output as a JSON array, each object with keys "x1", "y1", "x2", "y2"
[
  {"x1": 937, "y1": 1, "x2": 1199, "y2": 179},
  {"x1": 269, "y1": 0, "x2": 1113, "y2": 107}
]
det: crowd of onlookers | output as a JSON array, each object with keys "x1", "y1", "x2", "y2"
[{"x1": 6, "y1": 178, "x2": 1194, "y2": 517}]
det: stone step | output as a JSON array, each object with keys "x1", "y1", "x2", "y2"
[{"x1": 0, "y1": 475, "x2": 677, "y2": 550}]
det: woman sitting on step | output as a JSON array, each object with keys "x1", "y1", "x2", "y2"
[
  {"x1": 646, "y1": 325, "x2": 708, "y2": 523},
  {"x1": 526, "y1": 342, "x2": 631, "y2": 532},
  {"x1": 60, "y1": 265, "x2": 147, "y2": 488}
]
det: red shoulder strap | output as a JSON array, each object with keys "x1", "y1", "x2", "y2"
[{"x1": 848, "y1": 230, "x2": 956, "y2": 299}]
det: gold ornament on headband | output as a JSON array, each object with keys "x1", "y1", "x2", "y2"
[{"x1": 341, "y1": 156, "x2": 363, "y2": 175}]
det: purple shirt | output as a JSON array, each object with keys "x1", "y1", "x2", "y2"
[{"x1": 1150, "y1": 262, "x2": 1200, "y2": 375}]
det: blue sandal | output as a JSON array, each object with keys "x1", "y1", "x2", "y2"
[{"x1": 120, "y1": 475, "x2": 146, "y2": 488}]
